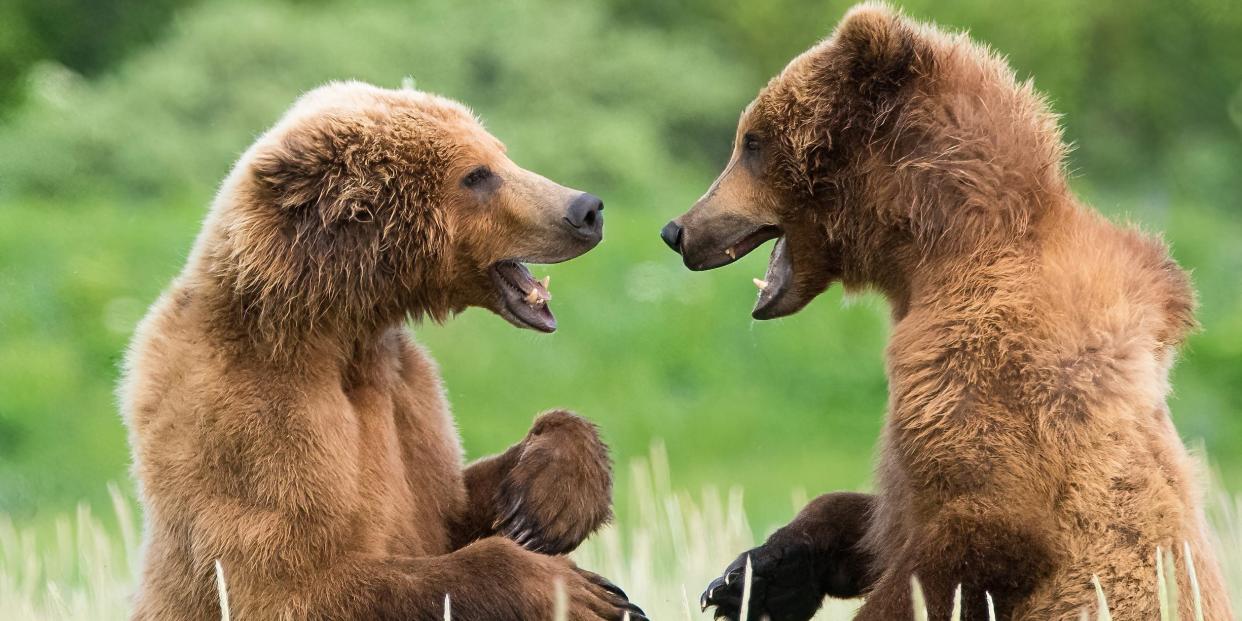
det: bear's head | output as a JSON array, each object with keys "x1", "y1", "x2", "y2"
[
  {"x1": 661, "y1": 3, "x2": 1065, "y2": 319},
  {"x1": 212, "y1": 81, "x2": 602, "y2": 343}
]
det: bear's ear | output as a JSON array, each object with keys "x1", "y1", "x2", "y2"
[
  {"x1": 249, "y1": 118, "x2": 376, "y2": 226},
  {"x1": 828, "y1": 3, "x2": 924, "y2": 100}
]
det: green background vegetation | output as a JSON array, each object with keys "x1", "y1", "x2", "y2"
[{"x1": 0, "y1": 0, "x2": 1239, "y2": 533}]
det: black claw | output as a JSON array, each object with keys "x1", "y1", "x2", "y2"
[
  {"x1": 702, "y1": 576, "x2": 726, "y2": 604},
  {"x1": 622, "y1": 601, "x2": 647, "y2": 618},
  {"x1": 585, "y1": 571, "x2": 629, "y2": 600},
  {"x1": 702, "y1": 568, "x2": 750, "y2": 620},
  {"x1": 514, "y1": 527, "x2": 539, "y2": 548},
  {"x1": 494, "y1": 499, "x2": 523, "y2": 530},
  {"x1": 506, "y1": 516, "x2": 529, "y2": 539},
  {"x1": 602, "y1": 581, "x2": 628, "y2": 600}
]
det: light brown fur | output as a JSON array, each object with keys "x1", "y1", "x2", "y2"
[
  {"x1": 121, "y1": 82, "x2": 642, "y2": 620},
  {"x1": 672, "y1": 5, "x2": 1230, "y2": 620}
]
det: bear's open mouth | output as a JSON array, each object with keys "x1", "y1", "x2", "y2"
[
  {"x1": 752, "y1": 236, "x2": 794, "y2": 319},
  {"x1": 490, "y1": 260, "x2": 556, "y2": 333}
]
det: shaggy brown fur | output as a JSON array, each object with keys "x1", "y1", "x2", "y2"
[
  {"x1": 664, "y1": 5, "x2": 1230, "y2": 620},
  {"x1": 121, "y1": 81, "x2": 644, "y2": 620}
]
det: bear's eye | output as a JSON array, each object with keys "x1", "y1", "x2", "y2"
[
  {"x1": 742, "y1": 134, "x2": 762, "y2": 153},
  {"x1": 462, "y1": 166, "x2": 493, "y2": 189}
]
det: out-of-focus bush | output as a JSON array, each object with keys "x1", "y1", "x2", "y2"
[
  {"x1": 607, "y1": 0, "x2": 1242, "y2": 201},
  {"x1": 0, "y1": 0, "x2": 749, "y2": 203}
]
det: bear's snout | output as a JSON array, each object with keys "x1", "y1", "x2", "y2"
[
  {"x1": 659, "y1": 220, "x2": 683, "y2": 253},
  {"x1": 563, "y1": 192, "x2": 604, "y2": 243}
]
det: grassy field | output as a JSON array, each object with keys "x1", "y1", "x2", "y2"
[
  {"x1": 2, "y1": 188, "x2": 1240, "y2": 530},
  {"x1": 2, "y1": 445, "x2": 1239, "y2": 619}
]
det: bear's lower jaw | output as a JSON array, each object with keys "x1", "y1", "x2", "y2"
[
  {"x1": 751, "y1": 235, "x2": 839, "y2": 320},
  {"x1": 490, "y1": 260, "x2": 558, "y2": 333},
  {"x1": 752, "y1": 236, "x2": 795, "y2": 319}
]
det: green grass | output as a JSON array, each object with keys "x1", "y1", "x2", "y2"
[
  {"x1": 2, "y1": 445, "x2": 1238, "y2": 620},
  {"x1": 3, "y1": 190, "x2": 1240, "y2": 531}
]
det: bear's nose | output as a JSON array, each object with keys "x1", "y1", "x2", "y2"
[
  {"x1": 660, "y1": 221, "x2": 683, "y2": 254},
  {"x1": 565, "y1": 193, "x2": 604, "y2": 239}
]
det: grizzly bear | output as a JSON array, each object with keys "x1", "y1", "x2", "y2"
[
  {"x1": 661, "y1": 4, "x2": 1230, "y2": 620},
  {"x1": 120, "y1": 81, "x2": 646, "y2": 620}
]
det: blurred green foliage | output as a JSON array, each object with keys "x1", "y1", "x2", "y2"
[
  {"x1": 0, "y1": 0, "x2": 1239, "y2": 530},
  {"x1": 0, "y1": 0, "x2": 189, "y2": 115}
]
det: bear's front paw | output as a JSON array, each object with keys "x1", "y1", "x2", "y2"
[
  {"x1": 493, "y1": 410, "x2": 612, "y2": 555},
  {"x1": 701, "y1": 534, "x2": 825, "y2": 621}
]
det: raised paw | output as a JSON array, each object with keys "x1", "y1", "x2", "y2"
[
  {"x1": 494, "y1": 410, "x2": 612, "y2": 555},
  {"x1": 701, "y1": 535, "x2": 825, "y2": 621}
]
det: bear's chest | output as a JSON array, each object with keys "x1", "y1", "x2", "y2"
[{"x1": 343, "y1": 345, "x2": 465, "y2": 557}]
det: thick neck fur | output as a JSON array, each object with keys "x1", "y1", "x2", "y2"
[
  {"x1": 854, "y1": 178, "x2": 1196, "y2": 372},
  {"x1": 824, "y1": 27, "x2": 1078, "y2": 319},
  {"x1": 892, "y1": 36, "x2": 1190, "y2": 350},
  {"x1": 179, "y1": 182, "x2": 450, "y2": 366}
]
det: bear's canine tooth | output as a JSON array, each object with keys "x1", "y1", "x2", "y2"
[
  {"x1": 753, "y1": 278, "x2": 769, "y2": 290},
  {"x1": 524, "y1": 288, "x2": 540, "y2": 305},
  {"x1": 725, "y1": 248, "x2": 736, "y2": 259},
  {"x1": 540, "y1": 275, "x2": 550, "y2": 289}
]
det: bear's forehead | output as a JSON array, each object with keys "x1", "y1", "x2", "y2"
[
  {"x1": 293, "y1": 81, "x2": 477, "y2": 123},
  {"x1": 259, "y1": 80, "x2": 506, "y2": 163}
]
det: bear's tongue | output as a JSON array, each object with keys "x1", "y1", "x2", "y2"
[
  {"x1": 752, "y1": 236, "x2": 793, "y2": 317},
  {"x1": 493, "y1": 261, "x2": 556, "y2": 333}
]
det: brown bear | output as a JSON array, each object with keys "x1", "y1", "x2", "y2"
[
  {"x1": 120, "y1": 81, "x2": 645, "y2": 620},
  {"x1": 661, "y1": 4, "x2": 1230, "y2": 620}
]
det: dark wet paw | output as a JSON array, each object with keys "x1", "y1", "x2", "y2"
[{"x1": 701, "y1": 536, "x2": 825, "y2": 621}]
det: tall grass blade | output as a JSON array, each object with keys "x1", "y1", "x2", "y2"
[
  {"x1": 739, "y1": 554, "x2": 754, "y2": 621},
  {"x1": 911, "y1": 575, "x2": 929, "y2": 621},
  {"x1": 553, "y1": 577, "x2": 567, "y2": 621},
  {"x1": 1184, "y1": 541, "x2": 1204, "y2": 621},
  {"x1": 214, "y1": 559, "x2": 231, "y2": 621},
  {"x1": 1091, "y1": 574, "x2": 1112, "y2": 621},
  {"x1": 107, "y1": 483, "x2": 137, "y2": 576},
  {"x1": 1157, "y1": 546, "x2": 1171, "y2": 620},
  {"x1": 1164, "y1": 547, "x2": 1182, "y2": 620}
]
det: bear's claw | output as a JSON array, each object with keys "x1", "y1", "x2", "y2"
[{"x1": 701, "y1": 540, "x2": 826, "y2": 621}]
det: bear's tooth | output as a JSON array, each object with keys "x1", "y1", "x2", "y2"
[
  {"x1": 540, "y1": 276, "x2": 550, "y2": 290},
  {"x1": 753, "y1": 278, "x2": 769, "y2": 290},
  {"x1": 524, "y1": 288, "x2": 540, "y2": 305},
  {"x1": 725, "y1": 248, "x2": 736, "y2": 259}
]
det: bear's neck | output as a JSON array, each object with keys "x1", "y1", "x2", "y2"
[
  {"x1": 183, "y1": 241, "x2": 411, "y2": 366},
  {"x1": 863, "y1": 191, "x2": 1077, "y2": 322}
]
